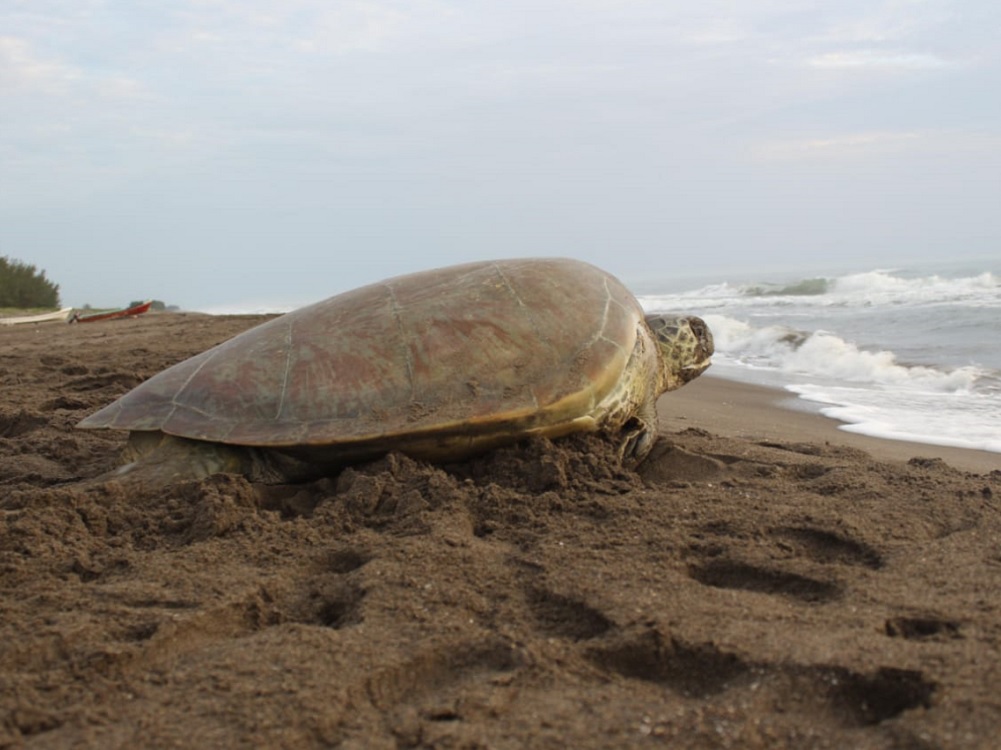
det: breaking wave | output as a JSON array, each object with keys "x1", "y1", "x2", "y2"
[
  {"x1": 641, "y1": 263, "x2": 999, "y2": 453},
  {"x1": 641, "y1": 268, "x2": 1000, "y2": 311},
  {"x1": 703, "y1": 314, "x2": 984, "y2": 392}
]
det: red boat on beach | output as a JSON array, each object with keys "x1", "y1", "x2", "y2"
[{"x1": 70, "y1": 300, "x2": 153, "y2": 323}]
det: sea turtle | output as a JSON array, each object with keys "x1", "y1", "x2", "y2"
[{"x1": 79, "y1": 258, "x2": 712, "y2": 486}]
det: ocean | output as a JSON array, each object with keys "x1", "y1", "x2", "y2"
[{"x1": 637, "y1": 259, "x2": 1001, "y2": 456}]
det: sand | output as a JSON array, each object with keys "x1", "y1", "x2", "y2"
[{"x1": 2, "y1": 313, "x2": 999, "y2": 748}]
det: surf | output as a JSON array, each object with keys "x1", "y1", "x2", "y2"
[{"x1": 640, "y1": 263, "x2": 1001, "y2": 455}]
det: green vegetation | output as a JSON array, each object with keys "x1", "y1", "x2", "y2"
[{"x1": 0, "y1": 256, "x2": 60, "y2": 308}]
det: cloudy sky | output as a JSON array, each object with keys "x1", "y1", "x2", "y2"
[{"x1": 3, "y1": 0, "x2": 999, "y2": 310}]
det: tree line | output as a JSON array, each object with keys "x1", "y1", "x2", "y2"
[{"x1": 0, "y1": 256, "x2": 60, "y2": 308}]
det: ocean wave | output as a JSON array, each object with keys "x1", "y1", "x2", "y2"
[
  {"x1": 830, "y1": 269, "x2": 999, "y2": 307},
  {"x1": 742, "y1": 278, "x2": 831, "y2": 297},
  {"x1": 640, "y1": 268, "x2": 1000, "y2": 312},
  {"x1": 699, "y1": 312, "x2": 999, "y2": 453},
  {"x1": 703, "y1": 314, "x2": 983, "y2": 392},
  {"x1": 642, "y1": 263, "x2": 999, "y2": 453}
]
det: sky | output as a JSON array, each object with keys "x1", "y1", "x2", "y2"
[{"x1": 2, "y1": 0, "x2": 999, "y2": 311}]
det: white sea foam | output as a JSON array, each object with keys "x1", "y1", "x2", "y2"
[
  {"x1": 788, "y1": 383, "x2": 1001, "y2": 454},
  {"x1": 703, "y1": 314, "x2": 983, "y2": 391},
  {"x1": 639, "y1": 268, "x2": 1001, "y2": 312},
  {"x1": 830, "y1": 270, "x2": 1000, "y2": 308}
]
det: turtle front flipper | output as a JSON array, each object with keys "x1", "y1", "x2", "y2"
[{"x1": 615, "y1": 397, "x2": 658, "y2": 467}]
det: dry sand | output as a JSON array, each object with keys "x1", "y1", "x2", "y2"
[{"x1": 2, "y1": 313, "x2": 999, "y2": 748}]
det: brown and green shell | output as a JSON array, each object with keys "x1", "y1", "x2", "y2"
[{"x1": 79, "y1": 258, "x2": 660, "y2": 462}]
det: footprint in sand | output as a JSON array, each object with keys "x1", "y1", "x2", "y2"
[{"x1": 585, "y1": 628, "x2": 936, "y2": 727}]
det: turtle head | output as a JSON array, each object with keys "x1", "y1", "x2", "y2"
[{"x1": 645, "y1": 314, "x2": 713, "y2": 392}]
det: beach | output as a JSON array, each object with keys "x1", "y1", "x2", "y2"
[
  {"x1": 664, "y1": 375, "x2": 999, "y2": 475},
  {"x1": 2, "y1": 313, "x2": 1000, "y2": 748}
]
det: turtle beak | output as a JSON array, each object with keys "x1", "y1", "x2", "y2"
[{"x1": 681, "y1": 360, "x2": 711, "y2": 381}]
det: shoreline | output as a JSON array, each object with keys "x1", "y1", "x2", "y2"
[{"x1": 659, "y1": 373, "x2": 999, "y2": 474}]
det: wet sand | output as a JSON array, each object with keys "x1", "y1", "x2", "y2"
[
  {"x1": 2, "y1": 313, "x2": 999, "y2": 748},
  {"x1": 663, "y1": 374, "x2": 999, "y2": 475}
]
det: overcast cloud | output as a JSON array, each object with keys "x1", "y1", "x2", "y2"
[{"x1": 2, "y1": 0, "x2": 998, "y2": 310}]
